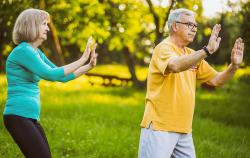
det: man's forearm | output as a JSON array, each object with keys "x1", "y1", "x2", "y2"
[
  {"x1": 168, "y1": 49, "x2": 207, "y2": 73},
  {"x1": 209, "y1": 64, "x2": 239, "y2": 86}
]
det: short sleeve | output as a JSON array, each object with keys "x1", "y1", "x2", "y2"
[
  {"x1": 154, "y1": 44, "x2": 178, "y2": 75},
  {"x1": 197, "y1": 59, "x2": 218, "y2": 83}
]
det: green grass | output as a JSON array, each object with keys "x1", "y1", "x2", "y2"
[
  {"x1": 0, "y1": 65, "x2": 250, "y2": 158},
  {"x1": 89, "y1": 64, "x2": 148, "y2": 80}
]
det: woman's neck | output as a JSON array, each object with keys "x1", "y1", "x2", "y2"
[{"x1": 28, "y1": 40, "x2": 42, "y2": 49}]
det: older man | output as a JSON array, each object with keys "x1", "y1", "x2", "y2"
[{"x1": 138, "y1": 8, "x2": 244, "y2": 158}]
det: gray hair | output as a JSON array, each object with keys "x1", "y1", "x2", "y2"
[{"x1": 167, "y1": 8, "x2": 195, "y2": 34}]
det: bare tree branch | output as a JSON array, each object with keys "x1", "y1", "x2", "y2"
[
  {"x1": 146, "y1": 0, "x2": 160, "y2": 35},
  {"x1": 162, "y1": 0, "x2": 176, "y2": 29},
  {"x1": 38, "y1": 0, "x2": 65, "y2": 65}
]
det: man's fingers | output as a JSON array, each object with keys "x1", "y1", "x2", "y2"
[
  {"x1": 215, "y1": 37, "x2": 221, "y2": 49},
  {"x1": 215, "y1": 24, "x2": 221, "y2": 36},
  {"x1": 237, "y1": 38, "x2": 242, "y2": 50},
  {"x1": 242, "y1": 42, "x2": 245, "y2": 52},
  {"x1": 211, "y1": 24, "x2": 221, "y2": 37},
  {"x1": 239, "y1": 38, "x2": 244, "y2": 52},
  {"x1": 235, "y1": 39, "x2": 239, "y2": 50},
  {"x1": 211, "y1": 24, "x2": 217, "y2": 34},
  {"x1": 232, "y1": 38, "x2": 244, "y2": 56},
  {"x1": 217, "y1": 37, "x2": 221, "y2": 43},
  {"x1": 233, "y1": 38, "x2": 240, "y2": 50},
  {"x1": 238, "y1": 42, "x2": 244, "y2": 55},
  {"x1": 232, "y1": 40, "x2": 238, "y2": 56}
]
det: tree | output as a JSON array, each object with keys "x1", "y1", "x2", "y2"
[
  {"x1": 37, "y1": 0, "x2": 65, "y2": 65},
  {"x1": 0, "y1": 0, "x2": 206, "y2": 89},
  {"x1": 0, "y1": 0, "x2": 31, "y2": 71},
  {"x1": 240, "y1": 0, "x2": 250, "y2": 65},
  {"x1": 145, "y1": 0, "x2": 176, "y2": 44},
  {"x1": 0, "y1": 0, "x2": 65, "y2": 72}
]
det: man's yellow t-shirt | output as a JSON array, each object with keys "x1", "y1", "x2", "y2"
[{"x1": 140, "y1": 37, "x2": 218, "y2": 133}]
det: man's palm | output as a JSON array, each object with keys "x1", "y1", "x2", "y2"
[
  {"x1": 207, "y1": 24, "x2": 221, "y2": 53},
  {"x1": 231, "y1": 38, "x2": 244, "y2": 65}
]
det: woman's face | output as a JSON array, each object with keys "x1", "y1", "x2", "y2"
[{"x1": 39, "y1": 19, "x2": 50, "y2": 41}]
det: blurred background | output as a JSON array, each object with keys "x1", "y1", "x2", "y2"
[{"x1": 0, "y1": 0, "x2": 250, "y2": 157}]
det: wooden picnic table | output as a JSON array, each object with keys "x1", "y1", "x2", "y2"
[{"x1": 85, "y1": 73, "x2": 132, "y2": 87}]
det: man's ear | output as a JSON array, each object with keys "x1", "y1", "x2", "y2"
[{"x1": 172, "y1": 22, "x2": 178, "y2": 32}]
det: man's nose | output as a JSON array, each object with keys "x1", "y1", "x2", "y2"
[
  {"x1": 192, "y1": 27, "x2": 197, "y2": 32},
  {"x1": 46, "y1": 25, "x2": 50, "y2": 31}
]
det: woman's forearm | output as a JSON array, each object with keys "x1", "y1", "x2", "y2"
[
  {"x1": 62, "y1": 59, "x2": 84, "y2": 76},
  {"x1": 62, "y1": 44, "x2": 91, "y2": 75},
  {"x1": 73, "y1": 64, "x2": 93, "y2": 78},
  {"x1": 57, "y1": 64, "x2": 93, "y2": 83}
]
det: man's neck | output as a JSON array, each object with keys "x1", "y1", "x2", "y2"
[{"x1": 169, "y1": 35, "x2": 188, "y2": 49}]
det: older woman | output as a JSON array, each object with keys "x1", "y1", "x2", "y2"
[{"x1": 3, "y1": 8, "x2": 97, "y2": 158}]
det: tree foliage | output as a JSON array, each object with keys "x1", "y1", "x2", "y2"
[{"x1": 0, "y1": 0, "x2": 249, "y2": 86}]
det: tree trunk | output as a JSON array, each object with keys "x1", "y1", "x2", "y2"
[
  {"x1": 146, "y1": 0, "x2": 176, "y2": 44},
  {"x1": 0, "y1": 31, "x2": 4, "y2": 72},
  {"x1": 38, "y1": 0, "x2": 65, "y2": 66},
  {"x1": 47, "y1": 21, "x2": 65, "y2": 65},
  {"x1": 123, "y1": 47, "x2": 145, "y2": 88},
  {"x1": 0, "y1": 46, "x2": 3, "y2": 72}
]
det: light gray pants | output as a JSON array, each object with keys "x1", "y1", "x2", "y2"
[{"x1": 138, "y1": 124, "x2": 196, "y2": 158}]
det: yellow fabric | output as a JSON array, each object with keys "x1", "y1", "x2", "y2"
[{"x1": 140, "y1": 37, "x2": 218, "y2": 133}]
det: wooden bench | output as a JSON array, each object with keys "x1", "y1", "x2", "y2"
[{"x1": 85, "y1": 73, "x2": 132, "y2": 87}]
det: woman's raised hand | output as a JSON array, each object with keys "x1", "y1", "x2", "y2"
[
  {"x1": 80, "y1": 37, "x2": 93, "y2": 65},
  {"x1": 89, "y1": 43, "x2": 98, "y2": 68}
]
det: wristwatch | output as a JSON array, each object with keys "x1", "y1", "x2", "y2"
[{"x1": 203, "y1": 46, "x2": 211, "y2": 57}]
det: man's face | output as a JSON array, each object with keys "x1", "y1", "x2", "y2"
[{"x1": 173, "y1": 14, "x2": 197, "y2": 43}]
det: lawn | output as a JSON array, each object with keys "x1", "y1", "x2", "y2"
[{"x1": 0, "y1": 65, "x2": 250, "y2": 158}]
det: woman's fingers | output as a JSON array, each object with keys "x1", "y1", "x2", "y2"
[
  {"x1": 86, "y1": 37, "x2": 93, "y2": 52},
  {"x1": 91, "y1": 43, "x2": 97, "y2": 58},
  {"x1": 87, "y1": 36, "x2": 92, "y2": 45},
  {"x1": 91, "y1": 53, "x2": 98, "y2": 66}
]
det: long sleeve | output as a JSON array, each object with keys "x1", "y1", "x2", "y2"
[
  {"x1": 14, "y1": 46, "x2": 65, "y2": 81},
  {"x1": 38, "y1": 49, "x2": 75, "y2": 82}
]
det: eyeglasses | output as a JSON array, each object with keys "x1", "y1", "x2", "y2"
[{"x1": 175, "y1": 21, "x2": 198, "y2": 30}]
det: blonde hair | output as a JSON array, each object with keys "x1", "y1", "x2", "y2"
[{"x1": 12, "y1": 8, "x2": 50, "y2": 45}]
